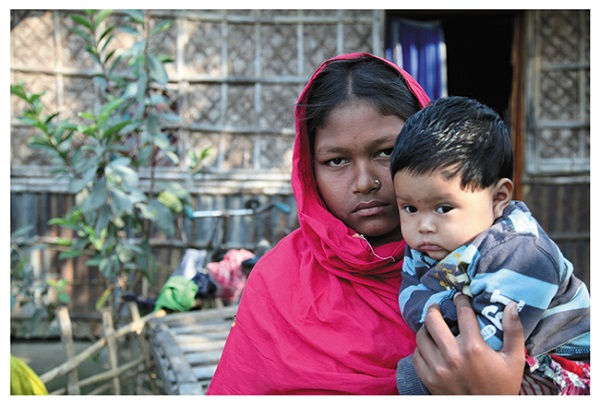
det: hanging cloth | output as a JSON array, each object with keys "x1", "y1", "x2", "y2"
[{"x1": 385, "y1": 18, "x2": 447, "y2": 100}]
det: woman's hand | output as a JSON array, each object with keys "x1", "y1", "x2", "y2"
[{"x1": 413, "y1": 293, "x2": 525, "y2": 394}]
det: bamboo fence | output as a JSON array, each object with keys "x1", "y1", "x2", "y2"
[{"x1": 41, "y1": 302, "x2": 165, "y2": 395}]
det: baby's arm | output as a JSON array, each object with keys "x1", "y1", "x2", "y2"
[
  {"x1": 467, "y1": 236, "x2": 561, "y2": 351},
  {"x1": 398, "y1": 248, "x2": 456, "y2": 332}
]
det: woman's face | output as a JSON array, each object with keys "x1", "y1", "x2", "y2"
[{"x1": 313, "y1": 101, "x2": 405, "y2": 246}]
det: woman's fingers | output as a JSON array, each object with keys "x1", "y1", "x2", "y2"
[
  {"x1": 422, "y1": 303, "x2": 457, "y2": 354},
  {"x1": 453, "y1": 293, "x2": 481, "y2": 341},
  {"x1": 500, "y1": 302, "x2": 526, "y2": 362}
]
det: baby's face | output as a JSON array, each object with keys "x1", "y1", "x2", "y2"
[{"x1": 393, "y1": 168, "x2": 496, "y2": 260}]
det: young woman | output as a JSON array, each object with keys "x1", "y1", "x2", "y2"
[{"x1": 207, "y1": 53, "x2": 525, "y2": 395}]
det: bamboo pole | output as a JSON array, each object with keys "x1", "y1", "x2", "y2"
[
  {"x1": 49, "y1": 357, "x2": 145, "y2": 395},
  {"x1": 40, "y1": 309, "x2": 166, "y2": 384},
  {"x1": 128, "y1": 302, "x2": 160, "y2": 394},
  {"x1": 56, "y1": 306, "x2": 80, "y2": 395},
  {"x1": 102, "y1": 309, "x2": 121, "y2": 394}
]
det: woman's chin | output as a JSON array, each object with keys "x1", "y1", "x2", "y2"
[{"x1": 363, "y1": 228, "x2": 402, "y2": 247}]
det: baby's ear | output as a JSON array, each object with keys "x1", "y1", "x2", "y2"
[{"x1": 492, "y1": 178, "x2": 513, "y2": 219}]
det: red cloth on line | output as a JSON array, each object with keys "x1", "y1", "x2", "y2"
[
  {"x1": 207, "y1": 52, "x2": 431, "y2": 395},
  {"x1": 206, "y1": 249, "x2": 255, "y2": 304}
]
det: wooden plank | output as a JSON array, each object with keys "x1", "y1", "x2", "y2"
[
  {"x1": 174, "y1": 330, "x2": 231, "y2": 344},
  {"x1": 152, "y1": 327, "x2": 198, "y2": 391},
  {"x1": 145, "y1": 305, "x2": 238, "y2": 394},
  {"x1": 178, "y1": 340, "x2": 226, "y2": 354},
  {"x1": 162, "y1": 305, "x2": 238, "y2": 325},
  {"x1": 169, "y1": 322, "x2": 232, "y2": 334},
  {"x1": 185, "y1": 351, "x2": 223, "y2": 365},
  {"x1": 192, "y1": 364, "x2": 218, "y2": 380}
]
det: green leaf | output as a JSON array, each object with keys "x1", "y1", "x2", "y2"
[
  {"x1": 100, "y1": 33, "x2": 115, "y2": 53},
  {"x1": 78, "y1": 111, "x2": 96, "y2": 121},
  {"x1": 68, "y1": 26, "x2": 94, "y2": 44},
  {"x1": 102, "y1": 120, "x2": 130, "y2": 140},
  {"x1": 158, "y1": 54, "x2": 174, "y2": 64},
  {"x1": 103, "y1": 48, "x2": 117, "y2": 65},
  {"x1": 98, "y1": 24, "x2": 115, "y2": 42},
  {"x1": 93, "y1": 9, "x2": 112, "y2": 29},
  {"x1": 116, "y1": 243, "x2": 133, "y2": 263},
  {"x1": 165, "y1": 151, "x2": 180, "y2": 165},
  {"x1": 58, "y1": 249, "x2": 85, "y2": 259},
  {"x1": 70, "y1": 14, "x2": 93, "y2": 31},
  {"x1": 157, "y1": 190, "x2": 183, "y2": 213},
  {"x1": 147, "y1": 53, "x2": 168, "y2": 85},
  {"x1": 10, "y1": 84, "x2": 28, "y2": 101},
  {"x1": 95, "y1": 288, "x2": 112, "y2": 311},
  {"x1": 122, "y1": 10, "x2": 145, "y2": 24},
  {"x1": 106, "y1": 160, "x2": 138, "y2": 187},
  {"x1": 55, "y1": 238, "x2": 73, "y2": 246},
  {"x1": 80, "y1": 178, "x2": 107, "y2": 215},
  {"x1": 148, "y1": 198, "x2": 175, "y2": 237},
  {"x1": 151, "y1": 20, "x2": 171, "y2": 36},
  {"x1": 86, "y1": 255, "x2": 102, "y2": 267},
  {"x1": 57, "y1": 292, "x2": 70, "y2": 304},
  {"x1": 94, "y1": 205, "x2": 111, "y2": 236},
  {"x1": 108, "y1": 54, "x2": 123, "y2": 74},
  {"x1": 118, "y1": 24, "x2": 139, "y2": 35},
  {"x1": 136, "y1": 202, "x2": 156, "y2": 220},
  {"x1": 97, "y1": 98, "x2": 124, "y2": 128},
  {"x1": 109, "y1": 188, "x2": 134, "y2": 216}
]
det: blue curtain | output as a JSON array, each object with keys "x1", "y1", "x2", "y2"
[{"x1": 385, "y1": 18, "x2": 447, "y2": 100}]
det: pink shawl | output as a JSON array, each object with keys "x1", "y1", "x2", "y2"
[{"x1": 207, "y1": 52, "x2": 430, "y2": 394}]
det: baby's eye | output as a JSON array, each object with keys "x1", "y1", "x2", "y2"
[
  {"x1": 403, "y1": 205, "x2": 417, "y2": 214},
  {"x1": 326, "y1": 157, "x2": 347, "y2": 167},
  {"x1": 377, "y1": 148, "x2": 394, "y2": 158},
  {"x1": 435, "y1": 205, "x2": 453, "y2": 214}
]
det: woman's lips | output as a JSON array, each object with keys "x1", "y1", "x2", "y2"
[{"x1": 352, "y1": 200, "x2": 387, "y2": 217}]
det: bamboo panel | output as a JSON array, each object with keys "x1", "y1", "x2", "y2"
[
  {"x1": 11, "y1": 189, "x2": 298, "y2": 322},
  {"x1": 521, "y1": 181, "x2": 589, "y2": 287},
  {"x1": 146, "y1": 305, "x2": 237, "y2": 394}
]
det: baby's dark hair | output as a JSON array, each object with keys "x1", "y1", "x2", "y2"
[
  {"x1": 301, "y1": 56, "x2": 420, "y2": 151},
  {"x1": 390, "y1": 96, "x2": 513, "y2": 190}
]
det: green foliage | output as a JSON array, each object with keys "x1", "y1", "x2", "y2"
[
  {"x1": 11, "y1": 10, "x2": 209, "y2": 312},
  {"x1": 10, "y1": 226, "x2": 67, "y2": 328}
]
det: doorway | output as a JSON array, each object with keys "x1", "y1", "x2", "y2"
[{"x1": 385, "y1": 10, "x2": 520, "y2": 119}]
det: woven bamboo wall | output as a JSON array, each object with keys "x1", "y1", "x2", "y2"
[
  {"x1": 521, "y1": 10, "x2": 590, "y2": 287},
  {"x1": 10, "y1": 9, "x2": 383, "y2": 317}
]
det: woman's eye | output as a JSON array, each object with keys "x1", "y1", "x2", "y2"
[
  {"x1": 327, "y1": 157, "x2": 346, "y2": 167},
  {"x1": 436, "y1": 205, "x2": 453, "y2": 214},
  {"x1": 403, "y1": 205, "x2": 417, "y2": 214}
]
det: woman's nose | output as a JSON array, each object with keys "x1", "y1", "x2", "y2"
[
  {"x1": 355, "y1": 174, "x2": 380, "y2": 194},
  {"x1": 354, "y1": 165, "x2": 380, "y2": 194}
]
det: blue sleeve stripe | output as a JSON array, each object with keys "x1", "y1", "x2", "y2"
[
  {"x1": 403, "y1": 254, "x2": 416, "y2": 276},
  {"x1": 541, "y1": 284, "x2": 590, "y2": 318},
  {"x1": 557, "y1": 253, "x2": 574, "y2": 281},
  {"x1": 470, "y1": 268, "x2": 558, "y2": 310},
  {"x1": 398, "y1": 283, "x2": 430, "y2": 313},
  {"x1": 418, "y1": 291, "x2": 454, "y2": 323}
]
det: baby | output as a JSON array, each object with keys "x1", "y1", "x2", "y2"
[{"x1": 390, "y1": 96, "x2": 590, "y2": 395}]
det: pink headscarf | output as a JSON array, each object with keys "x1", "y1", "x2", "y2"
[{"x1": 207, "y1": 52, "x2": 430, "y2": 394}]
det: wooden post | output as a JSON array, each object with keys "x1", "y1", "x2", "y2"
[
  {"x1": 127, "y1": 302, "x2": 160, "y2": 394},
  {"x1": 56, "y1": 306, "x2": 80, "y2": 395},
  {"x1": 102, "y1": 309, "x2": 121, "y2": 394}
]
